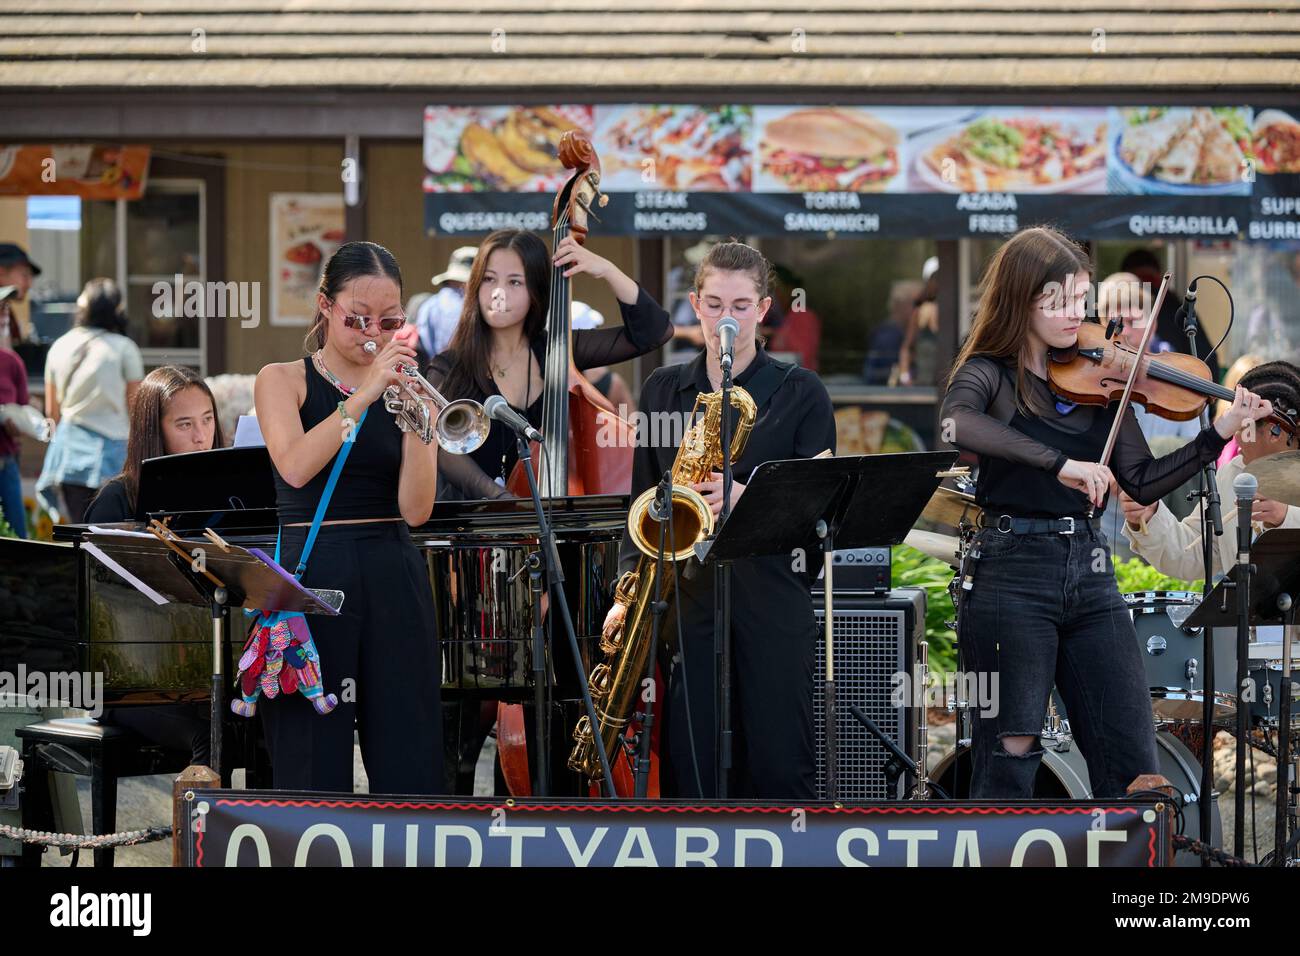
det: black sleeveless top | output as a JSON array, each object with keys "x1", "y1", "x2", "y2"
[{"x1": 270, "y1": 356, "x2": 404, "y2": 523}]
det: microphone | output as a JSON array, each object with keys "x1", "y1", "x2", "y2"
[
  {"x1": 1178, "y1": 277, "x2": 1199, "y2": 338},
  {"x1": 483, "y1": 394, "x2": 543, "y2": 444},
  {"x1": 648, "y1": 470, "x2": 673, "y2": 522},
  {"x1": 717, "y1": 315, "x2": 739, "y2": 374},
  {"x1": 1234, "y1": 471, "x2": 1257, "y2": 561}
]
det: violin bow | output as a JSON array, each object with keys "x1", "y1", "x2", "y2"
[{"x1": 1089, "y1": 271, "x2": 1171, "y2": 517}]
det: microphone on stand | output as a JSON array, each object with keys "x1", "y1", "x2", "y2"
[
  {"x1": 718, "y1": 315, "x2": 739, "y2": 375},
  {"x1": 1176, "y1": 277, "x2": 1200, "y2": 338},
  {"x1": 484, "y1": 394, "x2": 543, "y2": 444},
  {"x1": 1234, "y1": 471, "x2": 1257, "y2": 563}
]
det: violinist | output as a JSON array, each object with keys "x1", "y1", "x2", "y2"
[
  {"x1": 425, "y1": 229, "x2": 672, "y2": 499},
  {"x1": 1121, "y1": 360, "x2": 1300, "y2": 580},
  {"x1": 941, "y1": 226, "x2": 1276, "y2": 800}
]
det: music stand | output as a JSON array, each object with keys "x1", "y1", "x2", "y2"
[
  {"x1": 79, "y1": 528, "x2": 342, "y2": 778},
  {"x1": 136, "y1": 446, "x2": 277, "y2": 521},
  {"x1": 1185, "y1": 528, "x2": 1300, "y2": 866},
  {"x1": 697, "y1": 450, "x2": 956, "y2": 800}
]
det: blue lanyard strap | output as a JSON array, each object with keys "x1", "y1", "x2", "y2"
[{"x1": 273, "y1": 408, "x2": 368, "y2": 580}]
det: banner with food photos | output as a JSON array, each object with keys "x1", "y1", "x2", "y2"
[{"x1": 423, "y1": 104, "x2": 1300, "y2": 241}]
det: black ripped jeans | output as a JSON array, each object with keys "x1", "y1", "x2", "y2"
[{"x1": 960, "y1": 523, "x2": 1158, "y2": 799}]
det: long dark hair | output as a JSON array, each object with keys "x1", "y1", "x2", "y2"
[
  {"x1": 111, "y1": 366, "x2": 226, "y2": 511},
  {"x1": 75, "y1": 278, "x2": 127, "y2": 334},
  {"x1": 948, "y1": 226, "x2": 1091, "y2": 416},
  {"x1": 302, "y1": 241, "x2": 404, "y2": 353},
  {"x1": 438, "y1": 230, "x2": 550, "y2": 402}
]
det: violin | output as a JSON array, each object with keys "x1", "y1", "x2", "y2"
[{"x1": 1048, "y1": 322, "x2": 1299, "y2": 442}]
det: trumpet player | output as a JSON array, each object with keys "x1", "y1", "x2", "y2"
[{"x1": 254, "y1": 240, "x2": 444, "y2": 794}]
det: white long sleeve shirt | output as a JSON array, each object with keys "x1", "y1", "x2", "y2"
[{"x1": 1122, "y1": 453, "x2": 1300, "y2": 581}]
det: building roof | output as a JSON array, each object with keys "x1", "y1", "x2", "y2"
[{"x1": 3, "y1": 0, "x2": 1299, "y2": 95}]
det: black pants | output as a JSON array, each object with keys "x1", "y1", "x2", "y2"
[
  {"x1": 666, "y1": 570, "x2": 817, "y2": 800},
  {"x1": 257, "y1": 522, "x2": 444, "y2": 794},
  {"x1": 961, "y1": 525, "x2": 1159, "y2": 799}
]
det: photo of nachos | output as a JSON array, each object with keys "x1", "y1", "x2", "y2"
[
  {"x1": 916, "y1": 112, "x2": 1107, "y2": 193},
  {"x1": 595, "y1": 104, "x2": 753, "y2": 191}
]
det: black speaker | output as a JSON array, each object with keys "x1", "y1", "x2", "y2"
[{"x1": 812, "y1": 587, "x2": 925, "y2": 802}]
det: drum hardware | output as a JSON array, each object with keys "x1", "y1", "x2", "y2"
[{"x1": 1125, "y1": 591, "x2": 1238, "y2": 725}]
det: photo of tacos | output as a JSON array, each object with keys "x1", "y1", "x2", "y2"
[
  {"x1": 757, "y1": 108, "x2": 901, "y2": 192},
  {"x1": 595, "y1": 104, "x2": 753, "y2": 191},
  {"x1": 1253, "y1": 109, "x2": 1300, "y2": 174},
  {"x1": 1112, "y1": 106, "x2": 1253, "y2": 193},
  {"x1": 423, "y1": 105, "x2": 592, "y2": 192},
  {"x1": 915, "y1": 112, "x2": 1107, "y2": 193}
]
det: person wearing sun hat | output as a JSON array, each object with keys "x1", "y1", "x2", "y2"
[{"x1": 413, "y1": 245, "x2": 477, "y2": 365}]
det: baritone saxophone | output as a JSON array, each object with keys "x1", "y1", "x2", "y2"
[{"x1": 568, "y1": 385, "x2": 758, "y2": 781}]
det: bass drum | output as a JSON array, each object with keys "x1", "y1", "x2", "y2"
[{"x1": 931, "y1": 730, "x2": 1220, "y2": 867}]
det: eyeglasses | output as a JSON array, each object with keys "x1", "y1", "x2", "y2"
[
  {"x1": 327, "y1": 298, "x2": 407, "y2": 331},
  {"x1": 696, "y1": 298, "x2": 760, "y2": 319}
]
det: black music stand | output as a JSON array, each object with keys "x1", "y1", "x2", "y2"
[
  {"x1": 135, "y1": 446, "x2": 276, "y2": 521},
  {"x1": 1185, "y1": 527, "x2": 1300, "y2": 867},
  {"x1": 696, "y1": 450, "x2": 956, "y2": 801},
  {"x1": 79, "y1": 529, "x2": 342, "y2": 778}
]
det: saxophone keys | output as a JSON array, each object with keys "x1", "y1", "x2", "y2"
[{"x1": 589, "y1": 663, "x2": 612, "y2": 702}]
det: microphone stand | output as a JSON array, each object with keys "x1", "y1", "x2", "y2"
[
  {"x1": 513, "y1": 432, "x2": 618, "y2": 797},
  {"x1": 1232, "y1": 475, "x2": 1256, "y2": 860},
  {"x1": 633, "y1": 471, "x2": 674, "y2": 798},
  {"x1": 715, "y1": 344, "x2": 735, "y2": 800},
  {"x1": 1181, "y1": 288, "x2": 1222, "y2": 861}
]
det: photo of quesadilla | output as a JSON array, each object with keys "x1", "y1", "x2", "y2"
[
  {"x1": 1114, "y1": 107, "x2": 1253, "y2": 191},
  {"x1": 1253, "y1": 109, "x2": 1300, "y2": 174}
]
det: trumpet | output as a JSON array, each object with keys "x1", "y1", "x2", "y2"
[{"x1": 363, "y1": 340, "x2": 490, "y2": 454}]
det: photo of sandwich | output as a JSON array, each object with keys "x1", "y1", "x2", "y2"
[
  {"x1": 595, "y1": 104, "x2": 753, "y2": 191},
  {"x1": 757, "y1": 108, "x2": 901, "y2": 192},
  {"x1": 423, "y1": 106, "x2": 592, "y2": 192},
  {"x1": 1253, "y1": 109, "x2": 1300, "y2": 174},
  {"x1": 915, "y1": 112, "x2": 1107, "y2": 193},
  {"x1": 1113, "y1": 106, "x2": 1253, "y2": 193}
]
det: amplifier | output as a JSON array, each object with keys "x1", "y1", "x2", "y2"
[
  {"x1": 812, "y1": 587, "x2": 926, "y2": 803},
  {"x1": 813, "y1": 546, "x2": 891, "y2": 594}
]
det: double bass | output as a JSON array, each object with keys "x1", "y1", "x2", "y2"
[{"x1": 496, "y1": 129, "x2": 659, "y2": 798}]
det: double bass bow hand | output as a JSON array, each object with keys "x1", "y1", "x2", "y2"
[{"x1": 1213, "y1": 385, "x2": 1274, "y2": 440}]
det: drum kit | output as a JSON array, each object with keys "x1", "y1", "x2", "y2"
[{"x1": 907, "y1": 470, "x2": 1300, "y2": 862}]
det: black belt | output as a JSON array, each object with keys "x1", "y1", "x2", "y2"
[{"x1": 980, "y1": 514, "x2": 1101, "y2": 535}]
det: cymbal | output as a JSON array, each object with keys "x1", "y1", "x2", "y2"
[
  {"x1": 1245, "y1": 451, "x2": 1300, "y2": 507},
  {"x1": 920, "y1": 485, "x2": 982, "y2": 531},
  {"x1": 904, "y1": 529, "x2": 962, "y2": 568}
]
